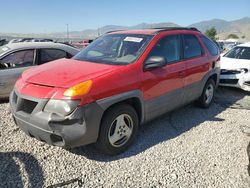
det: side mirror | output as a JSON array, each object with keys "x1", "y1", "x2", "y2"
[{"x1": 144, "y1": 56, "x2": 166, "y2": 71}]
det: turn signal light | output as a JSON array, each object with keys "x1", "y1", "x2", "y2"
[{"x1": 64, "y1": 80, "x2": 92, "y2": 97}]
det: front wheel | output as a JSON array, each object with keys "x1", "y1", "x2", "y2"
[
  {"x1": 95, "y1": 104, "x2": 139, "y2": 155},
  {"x1": 196, "y1": 79, "x2": 216, "y2": 108}
]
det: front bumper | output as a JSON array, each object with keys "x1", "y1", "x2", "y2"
[
  {"x1": 219, "y1": 71, "x2": 250, "y2": 91},
  {"x1": 10, "y1": 90, "x2": 104, "y2": 148}
]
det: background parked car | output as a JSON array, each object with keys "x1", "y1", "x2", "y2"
[
  {"x1": 0, "y1": 39, "x2": 7, "y2": 46},
  {"x1": 72, "y1": 39, "x2": 93, "y2": 49},
  {"x1": 215, "y1": 41, "x2": 224, "y2": 53},
  {"x1": 220, "y1": 42, "x2": 250, "y2": 91},
  {"x1": 0, "y1": 42, "x2": 79, "y2": 99}
]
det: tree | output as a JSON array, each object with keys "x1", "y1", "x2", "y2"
[
  {"x1": 227, "y1": 34, "x2": 239, "y2": 39},
  {"x1": 205, "y1": 27, "x2": 217, "y2": 40},
  {"x1": 242, "y1": 35, "x2": 246, "y2": 39}
]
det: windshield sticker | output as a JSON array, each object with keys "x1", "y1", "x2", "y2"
[{"x1": 124, "y1": 37, "x2": 143, "y2": 43}]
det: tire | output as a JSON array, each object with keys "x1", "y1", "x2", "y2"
[
  {"x1": 196, "y1": 79, "x2": 216, "y2": 108},
  {"x1": 95, "y1": 104, "x2": 139, "y2": 155}
]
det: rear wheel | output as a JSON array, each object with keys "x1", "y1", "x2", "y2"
[
  {"x1": 196, "y1": 79, "x2": 216, "y2": 108},
  {"x1": 95, "y1": 104, "x2": 138, "y2": 155}
]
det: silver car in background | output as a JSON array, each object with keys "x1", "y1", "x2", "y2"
[{"x1": 0, "y1": 42, "x2": 79, "y2": 99}]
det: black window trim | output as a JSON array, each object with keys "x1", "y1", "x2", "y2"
[{"x1": 181, "y1": 34, "x2": 205, "y2": 60}]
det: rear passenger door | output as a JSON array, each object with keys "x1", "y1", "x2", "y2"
[
  {"x1": 181, "y1": 34, "x2": 208, "y2": 103},
  {"x1": 142, "y1": 35, "x2": 186, "y2": 121},
  {"x1": 37, "y1": 49, "x2": 68, "y2": 65}
]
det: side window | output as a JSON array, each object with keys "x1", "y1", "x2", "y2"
[
  {"x1": 201, "y1": 35, "x2": 219, "y2": 56},
  {"x1": 147, "y1": 35, "x2": 181, "y2": 63},
  {"x1": 39, "y1": 49, "x2": 67, "y2": 65},
  {"x1": 183, "y1": 35, "x2": 202, "y2": 59},
  {"x1": 0, "y1": 50, "x2": 34, "y2": 69}
]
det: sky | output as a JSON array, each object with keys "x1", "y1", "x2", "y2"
[{"x1": 0, "y1": 0, "x2": 250, "y2": 33}]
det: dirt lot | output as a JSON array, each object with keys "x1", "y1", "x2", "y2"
[{"x1": 0, "y1": 87, "x2": 250, "y2": 187}]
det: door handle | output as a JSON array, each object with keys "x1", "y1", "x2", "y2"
[
  {"x1": 178, "y1": 71, "x2": 185, "y2": 78},
  {"x1": 0, "y1": 83, "x2": 5, "y2": 86},
  {"x1": 203, "y1": 64, "x2": 209, "y2": 69}
]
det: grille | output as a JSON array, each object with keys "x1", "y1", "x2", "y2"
[
  {"x1": 220, "y1": 70, "x2": 241, "y2": 75},
  {"x1": 220, "y1": 79, "x2": 239, "y2": 85},
  {"x1": 19, "y1": 99, "x2": 38, "y2": 114}
]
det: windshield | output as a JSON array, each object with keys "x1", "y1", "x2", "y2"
[
  {"x1": 0, "y1": 46, "x2": 10, "y2": 56},
  {"x1": 73, "y1": 34, "x2": 153, "y2": 65},
  {"x1": 224, "y1": 46, "x2": 250, "y2": 60}
]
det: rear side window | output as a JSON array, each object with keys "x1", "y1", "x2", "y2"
[
  {"x1": 201, "y1": 35, "x2": 219, "y2": 56},
  {"x1": 183, "y1": 35, "x2": 202, "y2": 59},
  {"x1": 0, "y1": 50, "x2": 34, "y2": 69},
  {"x1": 39, "y1": 49, "x2": 67, "y2": 65},
  {"x1": 147, "y1": 35, "x2": 181, "y2": 63}
]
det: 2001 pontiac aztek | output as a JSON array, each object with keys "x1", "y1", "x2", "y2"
[{"x1": 10, "y1": 28, "x2": 220, "y2": 155}]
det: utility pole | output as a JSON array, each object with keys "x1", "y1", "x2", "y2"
[
  {"x1": 66, "y1": 24, "x2": 69, "y2": 42},
  {"x1": 97, "y1": 28, "x2": 100, "y2": 37}
]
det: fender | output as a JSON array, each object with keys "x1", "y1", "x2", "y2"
[{"x1": 96, "y1": 90, "x2": 145, "y2": 124}]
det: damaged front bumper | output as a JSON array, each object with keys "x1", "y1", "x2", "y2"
[
  {"x1": 9, "y1": 89, "x2": 104, "y2": 148},
  {"x1": 219, "y1": 69, "x2": 250, "y2": 91}
]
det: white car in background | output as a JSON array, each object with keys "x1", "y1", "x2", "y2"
[{"x1": 220, "y1": 43, "x2": 250, "y2": 91}]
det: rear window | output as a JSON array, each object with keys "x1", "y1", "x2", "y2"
[
  {"x1": 201, "y1": 35, "x2": 219, "y2": 56},
  {"x1": 183, "y1": 35, "x2": 203, "y2": 59}
]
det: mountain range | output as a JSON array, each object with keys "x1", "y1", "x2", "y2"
[{"x1": 1, "y1": 17, "x2": 250, "y2": 41}]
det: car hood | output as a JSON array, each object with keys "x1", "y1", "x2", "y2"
[
  {"x1": 221, "y1": 56, "x2": 250, "y2": 70},
  {"x1": 22, "y1": 58, "x2": 121, "y2": 88}
]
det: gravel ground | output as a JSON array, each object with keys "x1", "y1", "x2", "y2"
[{"x1": 0, "y1": 87, "x2": 250, "y2": 188}]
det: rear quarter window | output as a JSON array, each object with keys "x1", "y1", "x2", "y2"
[{"x1": 201, "y1": 35, "x2": 219, "y2": 56}]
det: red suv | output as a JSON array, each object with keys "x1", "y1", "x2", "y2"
[{"x1": 10, "y1": 28, "x2": 220, "y2": 155}]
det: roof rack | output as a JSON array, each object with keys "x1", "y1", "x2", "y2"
[
  {"x1": 106, "y1": 29, "x2": 126, "y2": 34},
  {"x1": 153, "y1": 27, "x2": 200, "y2": 33},
  {"x1": 105, "y1": 27, "x2": 200, "y2": 35}
]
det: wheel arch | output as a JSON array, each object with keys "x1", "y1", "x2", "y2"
[
  {"x1": 209, "y1": 73, "x2": 218, "y2": 86},
  {"x1": 96, "y1": 90, "x2": 145, "y2": 125}
]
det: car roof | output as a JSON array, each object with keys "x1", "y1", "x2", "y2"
[
  {"x1": 5, "y1": 42, "x2": 75, "y2": 50},
  {"x1": 107, "y1": 27, "x2": 200, "y2": 35},
  {"x1": 238, "y1": 42, "x2": 250, "y2": 47},
  {"x1": 1, "y1": 42, "x2": 79, "y2": 57}
]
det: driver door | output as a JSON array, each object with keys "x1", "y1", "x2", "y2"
[
  {"x1": 0, "y1": 49, "x2": 35, "y2": 98},
  {"x1": 141, "y1": 34, "x2": 186, "y2": 121}
]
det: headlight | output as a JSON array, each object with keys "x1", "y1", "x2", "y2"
[
  {"x1": 242, "y1": 68, "x2": 248, "y2": 73},
  {"x1": 44, "y1": 100, "x2": 80, "y2": 117},
  {"x1": 235, "y1": 68, "x2": 248, "y2": 73}
]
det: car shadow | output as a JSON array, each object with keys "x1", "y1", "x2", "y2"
[
  {"x1": 0, "y1": 152, "x2": 44, "y2": 188},
  {"x1": 71, "y1": 87, "x2": 250, "y2": 161},
  {"x1": 0, "y1": 98, "x2": 9, "y2": 104}
]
